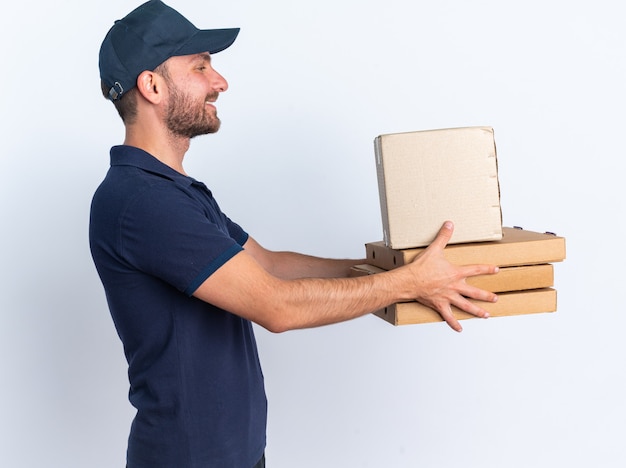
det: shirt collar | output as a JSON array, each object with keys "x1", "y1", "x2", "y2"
[{"x1": 109, "y1": 145, "x2": 195, "y2": 187}]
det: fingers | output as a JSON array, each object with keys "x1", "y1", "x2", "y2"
[
  {"x1": 457, "y1": 282, "x2": 499, "y2": 304},
  {"x1": 426, "y1": 221, "x2": 454, "y2": 253},
  {"x1": 433, "y1": 302, "x2": 464, "y2": 332},
  {"x1": 459, "y1": 263, "x2": 500, "y2": 277},
  {"x1": 431, "y1": 288, "x2": 497, "y2": 332},
  {"x1": 416, "y1": 222, "x2": 501, "y2": 332},
  {"x1": 435, "y1": 297, "x2": 492, "y2": 332},
  {"x1": 452, "y1": 263, "x2": 499, "y2": 302}
]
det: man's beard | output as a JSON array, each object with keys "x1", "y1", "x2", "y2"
[{"x1": 164, "y1": 83, "x2": 221, "y2": 139}]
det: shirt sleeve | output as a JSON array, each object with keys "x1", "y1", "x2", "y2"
[{"x1": 118, "y1": 182, "x2": 248, "y2": 296}]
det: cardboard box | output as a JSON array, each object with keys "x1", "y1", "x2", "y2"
[
  {"x1": 365, "y1": 227, "x2": 566, "y2": 270},
  {"x1": 373, "y1": 289, "x2": 557, "y2": 326},
  {"x1": 349, "y1": 264, "x2": 558, "y2": 326},
  {"x1": 375, "y1": 126, "x2": 503, "y2": 249},
  {"x1": 374, "y1": 288, "x2": 556, "y2": 325},
  {"x1": 350, "y1": 263, "x2": 555, "y2": 293}
]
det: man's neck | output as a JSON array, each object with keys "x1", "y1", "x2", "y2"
[{"x1": 124, "y1": 125, "x2": 190, "y2": 175}]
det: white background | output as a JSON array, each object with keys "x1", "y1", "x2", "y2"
[{"x1": 1, "y1": 0, "x2": 624, "y2": 467}]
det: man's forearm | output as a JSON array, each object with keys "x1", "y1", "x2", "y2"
[
  {"x1": 243, "y1": 237, "x2": 364, "y2": 279},
  {"x1": 263, "y1": 250, "x2": 365, "y2": 279}
]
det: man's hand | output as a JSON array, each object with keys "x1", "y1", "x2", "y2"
[{"x1": 403, "y1": 221, "x2": 499, "y2": 332}]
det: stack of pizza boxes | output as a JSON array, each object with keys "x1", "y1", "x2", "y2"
[{"x1": 351, "y1": 126, "x2": 566, "y2": 326}]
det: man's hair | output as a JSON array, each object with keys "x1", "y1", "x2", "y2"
[
  {"x1": 101, "y1": 81, "x2": 138, "y2": 124},
  {"x1": 101, "y1": 62, "x2": 170, "y2": 125}
]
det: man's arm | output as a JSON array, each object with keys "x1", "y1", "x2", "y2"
[
  {"x1": 242, "y1": 236, "x2": 364, "y2": 280},
  {"x1": 192, "y1": 222, "x2": 498, "y2": 333}
]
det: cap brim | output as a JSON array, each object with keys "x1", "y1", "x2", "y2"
[{"x1": 177, "y1": 27, "x2": 240, "y2": 56}]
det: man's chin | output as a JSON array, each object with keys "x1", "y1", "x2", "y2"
[
  {"x1": 204, "y1": 117, "x2": 221, "y2": 134},
  {"x1": 187, "y1": 121, "x2": 221, "y2": 139}
]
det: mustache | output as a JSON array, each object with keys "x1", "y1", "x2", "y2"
[{"x1": 205, "y1": 92, "x2": 219, "y2": 102}]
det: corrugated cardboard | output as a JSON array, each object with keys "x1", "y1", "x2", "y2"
[
  {"x1": 350, "y1": 263, "x2": 555, "y2": 293},
  {"x1": 374, "y1": 289, "x2": 557, "y2": 326},
  {"x1": 375, "y1": 126, "x2": 503, "y2": 249},
  {"x1": 365, "y1": 227, "x2": 566, "y2": 270}
]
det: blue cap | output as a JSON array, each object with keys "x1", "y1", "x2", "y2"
[{"x1": 99, "y1": 0, "x2": 239, "y2": 101}]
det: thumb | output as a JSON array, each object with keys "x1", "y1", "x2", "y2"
[{"x1": 427, "y1": 221, "x2": 454, "y2": 252}]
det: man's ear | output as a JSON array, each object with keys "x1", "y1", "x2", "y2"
[{"x1": 136, "y1": 70, "x2": 165, "y2": 104}]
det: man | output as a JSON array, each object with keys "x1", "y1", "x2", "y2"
[{"x1": 90, "y1": 1, "x2": 499, "y2": 466}]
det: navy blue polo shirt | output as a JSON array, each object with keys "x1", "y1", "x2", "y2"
[{"x1": 89, "y1": 145, "x2": 266, "y2": 467}]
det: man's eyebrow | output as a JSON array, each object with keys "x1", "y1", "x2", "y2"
[{"x1": 196, "y1": 52, "x2": 212, "y2": 63}]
